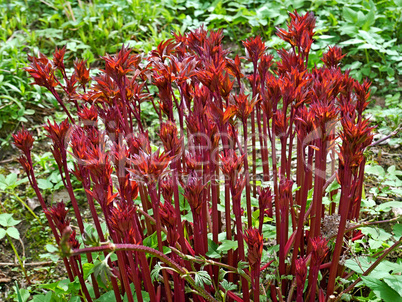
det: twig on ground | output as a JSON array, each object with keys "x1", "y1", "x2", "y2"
[
  {"x1": 369, "y1": 125, "x2": 401, "y2": 147},
  {"x1": 0, "y1": 261, "x2": 57, "y2": 267}
]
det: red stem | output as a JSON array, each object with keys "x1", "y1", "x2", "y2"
[
  {"x1": 242, "y1": 119, "x2": 253, "y2": 227},
  {"x1": 326, "y1": 167, "x2": 352, "y2": 296},
  {"x1": 148, "y1": 183, "x2": 173, "y2": 302}
]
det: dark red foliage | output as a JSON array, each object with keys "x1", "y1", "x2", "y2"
[
  {"x1": 244, "y1": 228, "x2": 263, "y2": 269},
  {"x1": 53, "y1": 46, "x2": 66, "y2": 71},
  {"x1": 12, "y1": 127, "x2": 34, "y2": 156},
  {"x1": 18, "y1": 10, "x2": 375, "y2": 302},
  {"x1": 182, "y1": 172, "x2": 206, "y2": 215},
  {"x1": 74, "y1": 59, "x2": 91, "y2": 87},
  {"x1": 321, "y1": 46, "x2": 346, "y2": 68},
  {"x1": 101, "y1": 45, "x2": 141, "y2": 83},
  {"x1": 25, "y1": 53, "x2": 58, "y2": 89},
  {"x1": 44, "y1": 202, "x2": 70, "y2": 234}
]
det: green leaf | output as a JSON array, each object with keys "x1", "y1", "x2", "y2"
[
  {"x1": 38, "y1": 281, "x2": 59, "y2": 291},
  {"x1": 18, "y1": 288, "x2": 30, "y2": 302},
  {"x1": 0, "y1": 213, "x2": 21, "y2": 227},
  {"x1": 206, "y1": 239, "x2": 221, "y2": 259},
  {"x1": 238, "y1": 260, "x2": 249, "y2": 270},
  {"x1": 57, "y1": 279, "x2": 70, "y2": 292},
  {"x1": 93, "y1": 258, "x2": 116, "y2": 285},
  {"x1": 5, "y1": 173, "x2": 18, "y2": 188},
  {"x1": 394, "y1": 0, "x2": 402, "y2": 7},
  {"x1": 46, "y1": 244, "x2": 59, "y2": 253},
  {"x1": 95, "y1": 290, "x2": 117, "y2": 302},
  {"x1": 361, "y1": 276, "x2": 401, "y2": 301},
  {"x1": 0, "y1": 175, "x2": 7, "y2": 190},
  {"x1": 134, "y1": 291, "x2": 150, "y2": 302},
  {"x1": 83, "y1": 263, "x2": 95, "y2": 280},
  {"x1": 383, "y1": 275, "x2": 402, "y2": 297},
  {"x1": 150, "y1": 262, "x2": 162, "y2": 282},
  {"x1": 194, "y1": 270, "x2": 212, "y2": 287},
  {"x1": 393, "y1": 224, "x2": 402, "y2": 239},
  {"x1": 344, "y1": 257, "x2": 395, "y2": 279},
  {"x1": 365, "y1": 165, "x2": 386, "y2": 178},
  {"x1": 31, "y1": 292, "x2": 53, "y2": 302},
  {"x1": 67, "y1": 276, "x2": 81, "y2": 293},
  {"x1": 325, "y1": 179, "x2": 341, "y2": 192},
  {"x1": 122, "y1": 283, "x2": 151, "y2": 302},
  {"x1": 262, "y1": 223, "x2": 276, "y2": 239},
  {"x1": 376, "y1": 201, "x2": 402, "y2": 212},
  {"x1": 0, "y1": 228, "x2": 6, "y2": 240},
  {"x1": 7, "y1": 227, "x2": 20, "y2": 239},
  {"x1": 359, "y1": 227, "x2": 392, "y2": 241},
  {"x1": 37, "y1": 179, "x2": 54, "y2": 190},
  {"x1": 362, "y1": 10, "x2": 375, "y2": 31},
  {"x1": 217, "y1": 239, "x2": 238, "y2": 253},
  {"x1": 143, "y1": 231, "x2": 159, "y2": 250},
  {"x1": 343, "y1": 7, "x2": 357, "y2": 23},
  {"x1": 221, "y1": 279, "x2": 237, "y2": 291},
  {"x1": 15, "y1": 281, "x2": 23, "y2": 302}
]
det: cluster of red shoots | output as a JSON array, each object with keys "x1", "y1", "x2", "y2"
[{"x1": 14, "y1": 11, "x2": 374, "y2": 302}]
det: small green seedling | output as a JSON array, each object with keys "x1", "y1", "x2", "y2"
[{"x1": 0, "y1": 213, "x2": 31, "y2": 284}]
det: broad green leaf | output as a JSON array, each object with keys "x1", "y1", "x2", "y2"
[
  {"x1": 5, "y1": 173, "x2": 18, "y2": 187},
  {"x1": 31, "y1": 291, "x2": 53, "y2": 302},
  {"x1": 359, "y1": 227, "x2": 392, "y2": 241},
  {"x1": 206, "y1": 239, "x2": 221, "y2": 259},
  {"x1": 0, "y1": 174, "x2": 7, "y2": 190},
  {"x1": 262, "y1": 223, "x2": 276, "y2": 239},
  {"x1": 383, "y1": 275, "x2": 402, "y2": 297},
  {"x1": 362, "y1": 10, "x2": 375, "y2": 31},
  {"x1": 46, "y1": 244, "x2": 59, "y2": 253},
  {"x1": 6, "y1": 227, "x2": 20, "y2": 239},
  {"x1": 217, "y1": 239, "x2": 238, "y2": 253},
  {"x1": 326, "y1": 179, "x2": 341, "y2": 192},
  {"x1": 361, "y1": 198, "x2": 376, "y2": 209},
  {"x1": 376, "y1": 201, "x2": 402, "y2": 212},
  {"x1": 83, "y1": 263, "x2": 95, "y2": 280},
  {"x1": 365, "y1": 165, "x2": 386, "y2": 178},
  {"x1": 356, "y1": 11, "x2": 366, "y2": 27},
  {"x1": 340, "y1": 39, "x2": 365, "y2": 46},
  {"x1": 38, "y1": 281, "x2": 59, "y2": 291},
  {"x1": 0, "y1": 228, "x2": 6, "y2": 240},
  {"x1": 345, "y1": 257, "x2": 393, "y2": 279},
  {"x1": 368, "y1": 238, "x2": 385, "y2": 250},
  {"x1": 57, "y1": 279, "x2": 70, "y2": 292},
  {"x1": 361, "y1": 276, "x2": 401, "y2": 301},
  {"x1": 67, "y1": 276, "x2": 81, "y2": 293},
  {"x1": 95, "y1": 290, "x2": 117, "y2": 302},
  {"x1": 17, "y1": 287, "x2": 30, "y2": 302},
  {"x1": 343, "y1": 7, "x2": 357, "y2": 23},
  {"x1": 0, "y1": 214, "x2": 9, "y2": 227},
  {"x1": 393, "y1": 224, "x2": 402, "y2": 239},
  {"x1": 0, "y1": 213, "x2": 21, "y2": 227},
  {"x1": 143, "y1": 232, "x2": 159, "y2": 250},
  {"x1": 37, "y1": 179, "x2": 54, "y2": 190}
]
